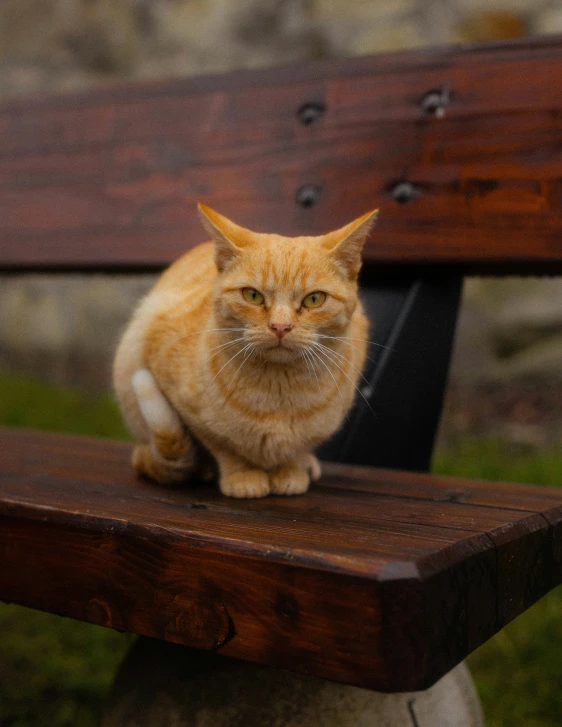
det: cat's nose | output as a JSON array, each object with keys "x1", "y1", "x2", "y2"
[{"x1": 270, "y1": 322, "x2": 293, "y2": 338}]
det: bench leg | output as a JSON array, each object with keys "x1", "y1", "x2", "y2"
[{"x1": 103, "y1": 638, "x2": 484, "y2": 726}]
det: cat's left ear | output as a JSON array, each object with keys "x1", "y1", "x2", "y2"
[
  {"x1": 322, "y1": 209, "x2": 378, "y2": 280},
  {"x1": 198, "y1": 203, "x2": 251, "y2": 272}
]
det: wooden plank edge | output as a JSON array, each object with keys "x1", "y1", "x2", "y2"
[
  {"x1": 1, "y1": 260, "x2": 562, "y2": 276},
  {"x1": 2, "y1": 491, "x2": 561, "y2": 691}
]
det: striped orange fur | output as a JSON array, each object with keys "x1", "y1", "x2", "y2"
[{"x1": 113, "y1": 204, "x2": 378, "y2": 498}]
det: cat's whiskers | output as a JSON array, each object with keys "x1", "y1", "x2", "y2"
[
  {"x1": 302, "y1": 348, "x2": 321, "y2": 390},
  {"x1": 300, "y1": 349, "x2": 312, "y2": 378},
  {"x1": 311, "y1": 342, "x2": 376, "y2": 418},
  {"x1": 316, "y1": 335, "x2": 381, "y2": 366},
  {"x1": 208, "y1": 337, "x2": 246, "y2": 358},
  {"x1": 179, "y1": 327, "x2": 248, "y2": 344},
  {"x1": 206, "y1": 342, "x2": 253, "y2": 393},
  {"x1": 224, "y1": 345, "x2": 256, "y2": 400},
  {"x1": 300, "y1": 349, "x2": 316, "y2": 384},
  {"x1": 314, "y1": 341, "x2": 376, "y2": 393},
  {"x1": 306, "y1": 346, "x2": 349, "y2": 419},
  {"x1": 317, "y1": 334, "x2": 394, "y2": 352}
]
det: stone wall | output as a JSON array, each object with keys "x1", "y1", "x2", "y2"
[
  {"x1": 0, "y1": 274, "x2": 155, "y2": 389},
  {"x1": 1, "y1": 0, "x2": 561, "y2": 442}
]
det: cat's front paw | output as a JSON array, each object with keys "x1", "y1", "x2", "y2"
[
  {"x1": 270, "y1": 465, "x2": 311, "y2": 496},
  {"x1": 220, "y1": 469, "x2": 271, "y2": 499}
]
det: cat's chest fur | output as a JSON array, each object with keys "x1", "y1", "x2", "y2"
[{"x1": 172, "y1": 360, "x2": 346, "y2": 469}]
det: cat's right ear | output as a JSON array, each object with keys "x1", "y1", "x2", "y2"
[{"x1": 198, "y1": 203, "x2": 248, "y2": 272}]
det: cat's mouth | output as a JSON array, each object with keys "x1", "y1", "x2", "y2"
[
  {"x1": 260, "y1": 336, "x2": 293, "y2": 350},
  {"x1": 264, "y1": 341, "x2": 291, "y2": 352},
  {"x1": 253, "y1": 332, "x2": 310, "y2": 359},
  {"x1": 260, "y1": 338, "x2": 301, "y2": 360}
]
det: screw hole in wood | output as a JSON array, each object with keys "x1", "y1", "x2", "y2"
[
  {"x1": 420, "y1": 87, "x2": 450, "y2": 117},
  {"x1": 391, "y1": 181, "x2": 420, "y2": 204},
  {"x1": 297, "y1": 102, "x2": 326, "y2": 125},
  {"x1": 296, "y1": 184, "x2": 322, "y2": 208}
]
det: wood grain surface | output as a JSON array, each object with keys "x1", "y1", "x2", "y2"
[
  {"x1": 1, "y1": 36, "x2": 562, "y2": 273},
  {"x1": 1, "y1": 428, "x2": 560, "y2": 691}
]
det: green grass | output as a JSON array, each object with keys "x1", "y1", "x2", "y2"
[
  {"x1": 1, "y1": 371, "x2": 561, "y2": 726},
  {"x1": 433, "y1": 437, "x2": 562, "y2": 727},
  {"x1": 0, "y1": 373, "x2": 133, "y2": 727},
  {"x1": 467, "y1": 590, "x2": 562, "y2": 727},
  {"x1": 0, "y1": 372, "x2": 129, "y2": 439},
  {"x1": 0, "y1": 606, "x2": 133, "y2": 727},
  {"x1": 433, "y1": 436, "x2": 562, "y2": 490}
]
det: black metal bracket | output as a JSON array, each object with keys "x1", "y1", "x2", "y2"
[{"x1": 317, "y1": 276, "x2": 463, "y2": 472}]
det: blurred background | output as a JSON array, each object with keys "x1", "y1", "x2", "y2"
[{"x1": 0, "y1": 1, "x2": 561, "y2": 726}]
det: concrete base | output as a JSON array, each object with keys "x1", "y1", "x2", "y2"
[{"x1": 103, "y1": 639, "x2": 484, "y2": 727}]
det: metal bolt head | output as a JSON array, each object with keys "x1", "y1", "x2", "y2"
[
  {"x1": 296, "y1": 184, "x2": 322, "y2": 208},
  {"x1": 391, "y1": 181, "x2": 420, "y2": 204},
  {"x1": 297, "y1": 102, "x2": 326, "y2": 126},
  {"x1": 420, "y1": 88, "x2": 449, "y2": 118}
]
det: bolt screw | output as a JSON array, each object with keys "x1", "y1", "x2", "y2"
[
  {"x1": 297, "y1": 102, "x2": 326, "y2": 125},
  {"x1": 391, "y1": 181, "x2": 420, "y2": 204},
  {"x1": 296, "y1": 184, "x2": 322, "y2": 208},
  {"x1": 420, "y1": 87, "x2": 449, "y2": 117}
]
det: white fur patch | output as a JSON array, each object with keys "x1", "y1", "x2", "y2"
[{"x1": 131, "y1": 369, "x2": 182, "y2": 436}]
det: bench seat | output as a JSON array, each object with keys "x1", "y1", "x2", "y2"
[{"x1": 1, "y1": 426, "x2": 560, "y2": 693}]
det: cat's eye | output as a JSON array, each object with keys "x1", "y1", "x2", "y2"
[
  {"x1": 302, "y1": 291, "x2": 326, "y2": 309},
  {"x1": 242, "y1": 288, "x2": 264, "y2": 305}
]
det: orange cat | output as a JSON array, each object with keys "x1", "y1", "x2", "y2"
[{"x1": 113, "y1": 204, "x2": 377, "y2": 498}]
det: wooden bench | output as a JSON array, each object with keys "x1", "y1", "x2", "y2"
[{"x1": 1, "y1": 34, "x2": 561, "y2": 714}]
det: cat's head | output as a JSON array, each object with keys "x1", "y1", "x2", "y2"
[{"x1": 198, "y1": 203, "x2": 377, "y2": 362}]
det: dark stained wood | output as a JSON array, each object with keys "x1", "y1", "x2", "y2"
[
  {"x1": 2, "y1": 36, "x2": 562, "y2": 272},
  {"x1": 1, "y1": 428, "x2": 560, "y2": 692}
]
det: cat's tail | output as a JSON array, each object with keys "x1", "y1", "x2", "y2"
[{"x1": 131, "y1": 369, "x2": 195, "y2": 483}]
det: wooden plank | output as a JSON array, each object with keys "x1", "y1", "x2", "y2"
[
  {"x1": 1, "y1": 428, "x2": 561, "y2": 691},
  {"x1": 1, "y1": 36, "x2": 562, "y2": 273}
]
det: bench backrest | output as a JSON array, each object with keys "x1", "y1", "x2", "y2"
[
  {"x1": 1, "y1": 36, "x2": 561, "y2": 470},
  {"x1": 1, "y1": 36, "x2": 562, "y2": 274}
]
